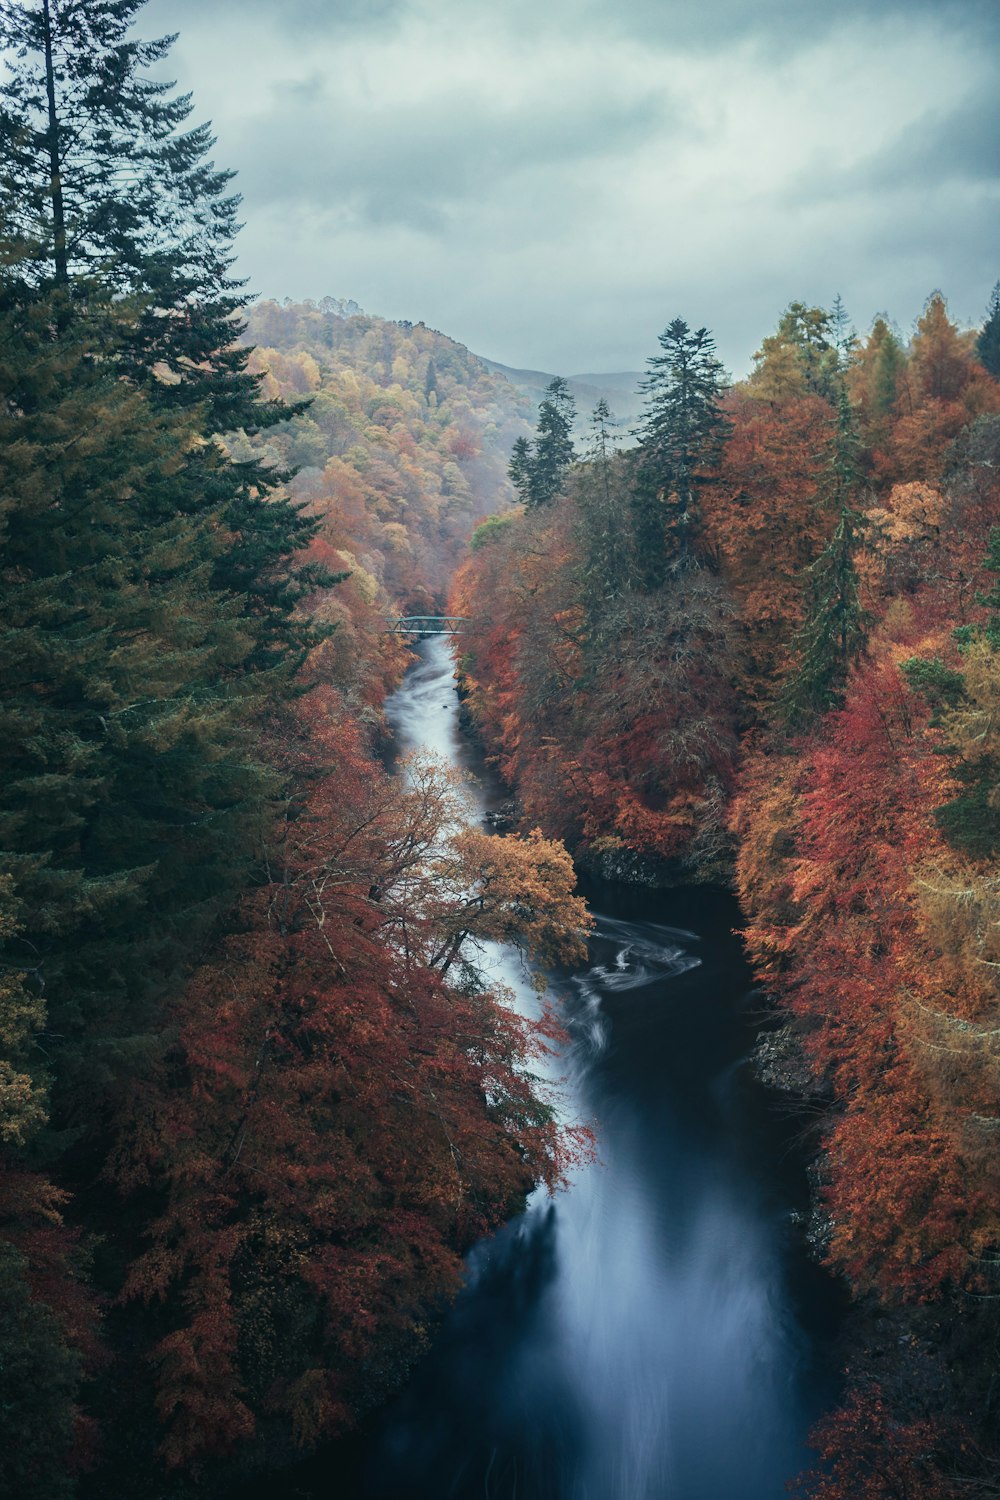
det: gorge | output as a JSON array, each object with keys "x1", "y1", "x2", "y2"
[{"x1": 246, "y1": 639, "x2": 840, "y2": 1500}]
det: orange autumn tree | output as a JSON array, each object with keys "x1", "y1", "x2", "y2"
[
  {"x1": 792, "y1": 1387, "x2": 953, "y2": 1500},
  {"x1": 111, "y1": 686, "x2": 591, "y2": 1468},
  {"x1": 452, "y1": 293, "x2": 1000, "y2": 1500},
  {"x1": 733, "y1": 395, "x2": 1000, "y2": 1496},
  {"x1": 885, "y1": 294, "x2": 1000, "y2": 485},
  {"x1": 242, "y1": 300, "x2": 532, "y2": 609},
  {"x1": 453, "y1": 448, "x2": 741, "y2": 872},
  {"x1": 701, "y1": 388, "x2": 834, "y2": 703},
  {"x1": 452, "y1": 493, "x2": 589, "y2": 849},
  {"x1": 737, "y1": 645, "x2": 971, "y2": 1299}
]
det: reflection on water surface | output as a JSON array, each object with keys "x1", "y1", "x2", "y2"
[{"x1": 242, "y1": 639, "x2": 838, "y2": 1500}]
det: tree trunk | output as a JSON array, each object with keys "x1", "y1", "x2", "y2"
[{"x1": 42, "y1": 0, "x2": 68, "y2": 286}]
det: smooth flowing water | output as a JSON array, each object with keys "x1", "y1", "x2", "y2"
[{"x1": 258, "y1": 639, "x2": 836, "y2": 1500}]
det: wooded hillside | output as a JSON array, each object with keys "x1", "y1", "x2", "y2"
[
  {"x1": 452, "y1": 291, "x2": 1000, "y2": 1497},
  {"x1": 0, "y1": 7, "x2": 586, "y2": 1494}
]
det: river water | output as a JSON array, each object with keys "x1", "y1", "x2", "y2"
[{"x1": 260, "y1": 638, "x2": 837, "y2": 1500}]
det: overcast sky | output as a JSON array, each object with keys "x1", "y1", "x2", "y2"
[{"x1": 147, "y1": 0, "x2": 999, "y2": 377}]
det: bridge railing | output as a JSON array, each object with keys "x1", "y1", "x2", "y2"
[{"x1": 385, "y1": 616, "x2": 470, "y2": 637}]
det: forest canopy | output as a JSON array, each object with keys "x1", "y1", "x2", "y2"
[
  {"x1": 0, "y1": 7, "x2": 585, "y2": 1494},
  {"x1": 1, "y1": 6, "x2": 999, "y2": 1499},
  {"x1": 451, "y1": 286, "x2": 1000, "y2": 1498}
]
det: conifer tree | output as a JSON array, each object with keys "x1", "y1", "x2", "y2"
[
  {"x1": 830, "y1": 293, "x2": 857, "y2": 369},
  {"x1": 632, "y1": 318, "x2": 729, "y2": 585},
  {"x1": 902, "y1": 521, "x2": 1000, "y2": 858},
  {"x1": 531, "y1": 376, "x2": 576, "y2": 504},
  {"x1": 869, "y1": 318, "x2": 905, "y2": 419},
  {"x1": 506, "y1": 378, "x2": 576, "y2": 507},
  {"x1": 781, "y1": 389, "x2": 869, "y2": 729},
  {"x1": 0, "y1": 0, "x2": 328, "y2": 668},
  {"x1": 575, "y1": 400, "x2": 632, "y2": 644},
  {"x1": 749, "y1": 302, "x2": 840, "y2": 402},
  {"x1": 0, "y1": 1238, "x2": 82, "y2": 1500},
  {"x1": 909, "y1": 291, "x2": 973, "y2": 403},
  {"x1": 977, "y1": 282, "x2": 1000, "y2": 379},
  {"x1": 587, "y1": 397, "x2": 618, "y2": 466},
  {"x1": 849, "y1": 316, "x2": 906, "y2": 461},
  {"x1": 0, "y1": 0, "x2": 248, "y2": 418},
  {"x1": 508, "y1": 435, "x2": 535, "y2": 505},
  {"x1": 0, "y1": 878, "x2": 47, "y2": 1148},
  {"x1": 0, "y1": 285, "x2": 274, "y2": 1118}
]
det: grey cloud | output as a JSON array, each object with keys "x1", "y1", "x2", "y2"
[
  {"x1": 858, "y1": 193, "x2": 1000, "y2": 303},
  {"x1": 148, "y1": 0, "x2": 405, "y2": 36},
  {"x1": 141, "y1": 0, "x2": 997, "y2": 376},
  {"x1": 149, "y1": 0, "x2": 996, "y2": 61},
  {"x1": 782, "y1": 82, "x2": 1000, "y2": 210},
  {"x1": 861, "y1": 86, "x2": 1000, "y2": 190},
  {"x1": 233, "y1": 87, "x2": 673, "y2": 232},
  {"x1": 560, "y1": 0, "x2": 1000, "y2": 54}
]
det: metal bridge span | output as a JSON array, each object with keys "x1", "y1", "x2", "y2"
[{"x1": 386, "y1": 616, "x2": 469, "y2": 637}]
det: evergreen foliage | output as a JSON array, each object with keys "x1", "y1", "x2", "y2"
[
  {"x1": 632, "y1": 318, "x2": 729, "y2": 585},
  {"x1": 0, "y1": 22, "x2": 996, "y2": 1472},
  {"x1": 0, "y1": 285, "x2": 275, "y2": 1119},
  {"x1": 977, "y1": 281, "x2": 1000, "y2": 379},
  {"x1": 587, "y1": 397, "x2": 617, "y2": 464},
  {"x1": 0, "y1": 0, "x2": 327, "y2": 670},
  {"x1": 829, "y1": 293, "x2": 857, "y2": 368},
  {"x1": 507, "y1": 434, "x2": 535, "y2": 505},
  {"x1": 0, "y1": 1240, "x2": 80, "y2": 1500},
  {"x1": 899, "y1": 656, "x2": 965, "y2": 720},
  {"x1": 532, "y1": 376, "x2": 576, "y2": 502},
  {"x1": 456, "y1": 286, "x2": 1000, "y2": 1500},
  {"x1": 934, "y1": 763, "x2": 1000, "y2": 858},
  {"x1": 781, "y1": 390, "x2": 869, "y2": 728},
  {"x1": 913, "y1": 525, "x2": 1000, "y2": 859},
  {"x1": 869, "y1": 318, "x2": 905, "y2": 418},
  {"x1": 0, "y1": 0, "x2": 250, "y2": 421},
  {"x1": 507, "y1": 377, "x2": 576, "y2": 507},
  {"x1": 576, "y1": 400, "x2": 632, "y2": 634},
  {"x1": 0, "y1": 877, "x2": 47, "y2": 1147},
  {"x1": 424, "y1": 354, "x2": 438, "y2": 404}
]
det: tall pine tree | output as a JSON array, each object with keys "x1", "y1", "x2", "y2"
[
  {"x1": 507, "y1": 377, "x2": 576, "y2": 507},
  {"x1": 532, "y1": 376, "x2": 576, "y2": 504},
  {"x1": 631, "y1": 318, "x2": 729, "y2": 586},
  {"x1": 0, "y1": 0, "x2": 329, "y2": 668},
  {"x1": 977, "y1": 282, "x2": 1000, "y2": 379},
  {"x1": 0, "y1": 0, "x2": 250, "y2": 419},
  {"x1": 781, "y1": 389, "x2": 869, "y2": 729},
  {"x1": 0, "y1": 285, "x2": 275, "y2": 1120}
]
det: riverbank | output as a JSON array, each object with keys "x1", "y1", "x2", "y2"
[{"x1": 237, "y1": 640, "x2": 841, "y2": 1500}]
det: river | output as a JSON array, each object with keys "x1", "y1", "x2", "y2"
[{"x1": 254, "y1": 637, "x2": 838, "y2": 1500}]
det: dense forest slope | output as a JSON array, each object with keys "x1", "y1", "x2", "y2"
[
  {"x1": 451, "y1": 290, "x2": 1000, "y2": 1497},
  {"x1": 242, "y1": 298, "x2": 532, "y2": 601},
  {"x1": 4, "y1": 4, "x2": 1000, "y2": 1495},
  {"x1": 0, "y1": 9, "x2": 588, "y2": 1497}
]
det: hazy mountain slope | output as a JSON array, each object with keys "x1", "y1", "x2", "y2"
[
  {"x1": 479, "y1": 357, "x2": 646, "y2": 436},
  {"x1": 240, "y1": 300, "x2": 534, "y2": 605}
]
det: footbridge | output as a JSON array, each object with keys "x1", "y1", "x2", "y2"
[{"x1": 386, "y1": 615, "x2": 469, "y2": 637}]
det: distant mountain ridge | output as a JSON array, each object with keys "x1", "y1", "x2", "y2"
[
  {"x1": 251, "y1": 294, "x2": 645, "y2": 441},
  {"x1": 478, "y1": 357, "x2": 646, "y2": 438}
]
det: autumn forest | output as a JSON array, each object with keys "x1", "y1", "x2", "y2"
[{"x1": 2, "y1": 1, "x2": 1000, "y2": 1497}]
